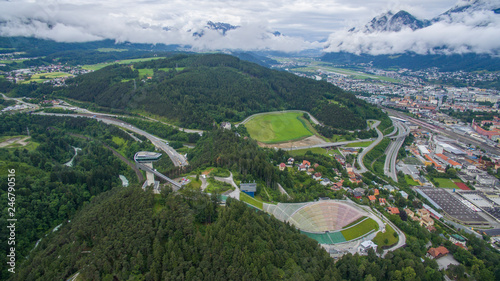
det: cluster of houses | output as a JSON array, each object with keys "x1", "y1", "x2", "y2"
[
  {"x1": 404, "y1": 208, "x2": 436, "y2": 231},
  {"x1": 278, "y1": 158, "x2": 341, "y2": 187}
]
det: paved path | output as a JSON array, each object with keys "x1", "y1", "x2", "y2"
[
  {"x1": 354, "y1": 120, "x2": 382, "y2": 174},
  {"x1": 200, "y1": 176, "x2": 208, "y2": 191},
  {"x1": 214, "y1": 172, "x2": 240, "y2": 200},
  {"x1": 278, "y1": 183, "x2": 292, "y2": 199}
]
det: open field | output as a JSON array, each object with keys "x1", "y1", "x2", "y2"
[
  {"x1": 97, "y1": 48, "x2": 128, "y2": 52},
  {"x1": 373, "y1": 224, "x2": 398, "y2": 247},
  {"x1": 289, "y1": 60, "x2": 399, "y2": 83},
  {"x1": 245, "y1": 112, "x2": 313, "y2": 143},
  {"x1": 82, "y1": 57, "x2": 166, "y2": 71},
  {"x1": 240, "y1": 192, "x2": 264, "y2": 209},
  {"x1": 138, "y1": 68, "x2": 154, "y2": 78},
  {"x1": 433, "y1": 178, "x2": 463, "y2": 189},
  {"x1": 32, "y1": 72, "x2": 73, "y2": 79},
  {"x1": 20, "y1": 72, "x2": 73, "y2": 84},
  {"x1": 341, "y1": 217, "x2": 378, "y2": 241}
]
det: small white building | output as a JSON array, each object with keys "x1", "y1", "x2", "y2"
[{"x1": 360, "y1": 241, "x2": 377, "y2": 252}]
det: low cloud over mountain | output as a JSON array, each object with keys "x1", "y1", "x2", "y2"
[
  {"x1": 325, "y1": 0, "x2": 500, "y2": 55},
  {"x1": 0, "y1": 0, "x2": 319, "y2": 52}
]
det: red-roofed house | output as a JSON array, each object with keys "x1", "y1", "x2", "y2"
[
  {"x1": 279, "y1": 163, "x2": 286, "y2": 171},
  {"x1": 332, "y1": 180, "x2": 343, "y2": 190},
  {"x1": 368, "y1": 195, "x2": 376, "y2": 202},
  {"x1": 302, "y1": 160, "x2": 311, "y2": 167},
  {"x1": 313, "y1": 172, "x2": 322, "y2": 180},
  {"x1": 426, "y1": 246, "x2": 449, "y2": 259},
  {"x1": 387, "y1": 207, "x2": 400, "y2": 215},
  {"x1": 374, "y1": 189, "x2": 379, "y2": 196},
  {"x1": 379, "y1": 198, "x2": 387, "y2": 205}
]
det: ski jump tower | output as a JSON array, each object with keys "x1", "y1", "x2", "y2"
[{"x1": 134, "y1": 151, "x2": 162, "y2": 187}]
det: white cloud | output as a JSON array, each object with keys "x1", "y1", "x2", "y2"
[{"x1": 0, "y1": 0, "x2": 496, "y2": 54}]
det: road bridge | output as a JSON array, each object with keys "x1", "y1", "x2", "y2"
[{"x1": 135, "y1": 161, "x2": 182, "y2": 192}]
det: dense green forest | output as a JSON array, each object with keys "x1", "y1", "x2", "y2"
[
  {"x1": 0, "y1": 114, "x2": 154, "y2": 279},
  {"x1": 12, "y1": 185, "x2": 448, "y2": 281},
  {"x1": 67, "y1": 54, "x2": 385, "y2": 130}
]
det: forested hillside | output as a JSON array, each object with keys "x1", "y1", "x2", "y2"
[
  {"x1": 0, "y1": 114, "x2": 154, "y2": 279},
  {"x1": 13, "y1": 185, "x2": 447, "y2": 281},
  {"x1": 13, "y1": 186, "x2": 340, "y2": 280},
  {"x1": 53, "y1": 54, "x2": 385, "y2": 130}
]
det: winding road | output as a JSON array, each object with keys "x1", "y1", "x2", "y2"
[
  {"x1": 354, "y1": 120, "x2": 383, "y2": 174},
  {"x1": 214, "y1": 172, "x2": 240, "y2": 200},
  {"x1": 36, "y1": 112, "x2": 188, "y2": 167}
]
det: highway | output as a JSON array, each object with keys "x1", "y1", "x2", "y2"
[
  {"x1": 384, "y1": 120, "x2": 410, "y2": 182},
  {"x1": 35, "y1": 112, "x2": 189, "y2": 167},
  {"x1": 355, "y1": 120, "x2": 383, "y2": 174}
]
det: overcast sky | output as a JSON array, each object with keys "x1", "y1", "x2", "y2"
[{"x1": 1, "y1": 0, "x2": 498, "y2": 54}]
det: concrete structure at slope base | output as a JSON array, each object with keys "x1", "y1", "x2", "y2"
[{"x1": 134, "y1": 151, "x2": 162, "y2": 188}]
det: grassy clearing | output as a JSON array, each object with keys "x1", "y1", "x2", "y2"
[
  {"x1": 341, "y1": 218, "x2": 378, "y2": 241},
  {"x1": 97, "y1": 48, "x2": 128, "y2": 52},
  {"x1": 112, "y1": 136, "x2": 126, "y2": 146},
  {"x1": 345, "y1": 141, "x2": 373, "y2": 148},
  {"x1": 373, "y1": 224, "x2": 398, "y2": 247},
  {"x1": 138, "y1": 68, "x2": 154, "y2": 78},
  {"x1": 433, "y1": 178, "x2": 462, "y2": 189},
  {"x1": 245, "y1": 112, "x2": 313, "y2": 143},
  {"x1": 405, "y1": 175, "x2": 420, "y2": 186},
  {"x1": 209, "y1": 168, "x2": 230, "y2": 177},
  {"x1": 186, "y1": 178, "x2": 202, "y2": 189},
  {"x1": 288, "y1": 147, "x2": 327, "y2": 157},
  {"x1": 240, "y1": 192, "x2": 264, "y2": 210},
  {"x1": 205, "y1": 178, "x2": 234, "y2": 193},
  {"x1": 0, "y1": 59, "x2": 29, "y2": 64}
]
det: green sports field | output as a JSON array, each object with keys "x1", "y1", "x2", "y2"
[
  {"x1": 340, "y1": 218, "x2": 379, "y2": 241},
  {"x1": 245, "y1": 112, "x2": 314, "y2": 143}
]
